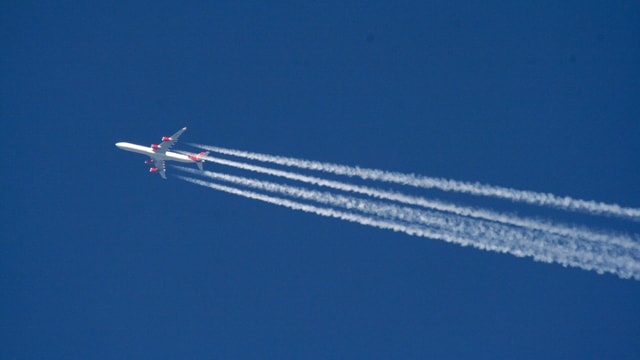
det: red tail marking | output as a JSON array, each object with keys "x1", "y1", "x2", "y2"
[{"x1": 188, "y1": 152, "x2": 206, "y2": 161}]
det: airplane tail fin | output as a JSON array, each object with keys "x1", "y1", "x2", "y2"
[
  {"x1": 196, "y1": 151, "x2": 209, "y2": 171},
  {"x1": 189, "y1": 151, "x2": 209, "y2": 170}
]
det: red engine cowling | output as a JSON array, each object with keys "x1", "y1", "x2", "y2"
[
  {"x1": 149, "y1": 167, "x2": 158, "y2": 173},
  {"x1": 145, "y1": 159, "x2": 154, "y2": 164},
  {"x1": 162, "y1": 136, "x2": 172, "y2": 141},
  {"x1": 151, "y1": 144, "x2": 160, "y2": 149}
]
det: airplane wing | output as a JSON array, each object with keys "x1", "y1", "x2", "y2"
[
  {"x1": 158, "y1": 127, "x2": 187, "y2": 153},
  {"x1": 156, "y1": 158, "x2": 167, "y2": 179}
]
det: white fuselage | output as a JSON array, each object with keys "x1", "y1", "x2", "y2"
[{"x1": 115, "y1": 142, "x2": 193, "y2": 163}]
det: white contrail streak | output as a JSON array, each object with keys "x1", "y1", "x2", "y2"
[
  {"x1": 173, "y1": 161, "x2": 639, "y2": 251},
  {"x1": 190, "y1": 143, "x2": 640, "y2": 221},
  {"x1": 178, "y1": 166, "x2": 638, "y2": 249},
  {"x1": 177, "y1": 174, "x2": 640, "y2": 280}
]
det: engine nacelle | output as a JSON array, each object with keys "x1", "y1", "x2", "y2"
[
  {"x1": 149, "y1": 167, "x2": 158, "y2": 173},
  {"x1": 162, "y1": 136, "x2": 172, "y2": 141},
  {"x1": 151, "y1": 144, "x2": 160, "y2": 149},
  {"x1": 145, "y1": 159, "x2": 154, "y2": 165}
]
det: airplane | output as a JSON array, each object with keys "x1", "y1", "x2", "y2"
[{"x1": 115, "y1": 127, "x2": 208, "y2": 179}]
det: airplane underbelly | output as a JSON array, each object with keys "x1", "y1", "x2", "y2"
[
  {"x1": 116, "y1": 142, "x2": 154, "y2": 156},
  {"x1": 165, "y1": 152, "x2": 192, "y2": 162}
]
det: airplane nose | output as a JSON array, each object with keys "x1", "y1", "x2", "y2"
[{"x1": 115, "y1": 142, "x2": 123, "y2": 148}]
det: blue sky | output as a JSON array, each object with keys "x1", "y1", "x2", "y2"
[{"x1": 2, "y1": 1, "x2": 639, "y2": 358}]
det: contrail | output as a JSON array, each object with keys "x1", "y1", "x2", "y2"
[
  {"x1": 176, "y1": 174, "x2": 640, "y2": 280},
  {"x1": 190, "y1": 143, "x2": 640, "y2": 221},
  {"x1": 177, "y1": 166, "x2": 639, "y2": 249},
  {"x1": 173, "y1": 161, "x2": 639, "y2": 251}
]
